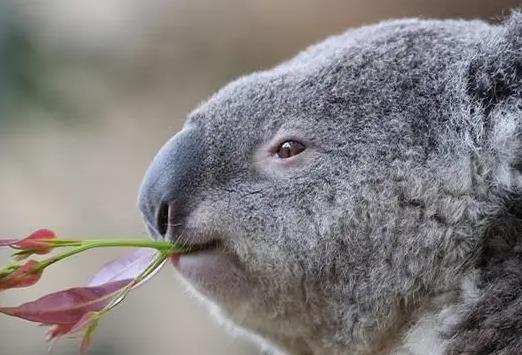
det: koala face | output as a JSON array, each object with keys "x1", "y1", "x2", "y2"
[{"x1": 139, "y1": 14, "x2": 522, "y2": 355}]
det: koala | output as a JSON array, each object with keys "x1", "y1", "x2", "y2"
[{"x1": 138, "y1": 11, "x2": 522, "y2": 355}]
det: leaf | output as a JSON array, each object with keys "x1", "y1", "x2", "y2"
[
  {"x1": 0, "y1": 260, "x2": 42, "y2": 291},
  {"x1": 46, "y1": 322, "x2": 75, "y2": 342},
  {"x1": 0, "y1": 245, "x2": 169, "y2": 353},
  {"x1": 10, "y1": 250, "x2": 35, "y2": 261},
  {"x1": 0, "y1": 229, "x2": 57, "y2": 254},
  {"x1": 89, "y1": 248, "x2": 161, "y2": 287},
  {"x1": 44, "y1": 311, "x2": 99, "y2": 353},
  {"x1": 45, "y1": 322, "x2": 76, "y2": 352},
  {"x1": 70, "y1": 311, "x2": 99, "y2": 334},
  {"x1": 0, "y1": 279, "x2": 132, "y2": 324},
  {"x1": 72, "y1": 312, "x2": 99, "y2": 355}
]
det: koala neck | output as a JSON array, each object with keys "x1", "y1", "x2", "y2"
[
  {"x1": 389, "y1": 276, "x2": 478, "y2": 355},
  {"x1": 266, "y1": 275, "x2": 477, "y2": 355},
  {"x1": 262, "y1": 292, "x2": 461, "y2": 355},
  {"x1": 375, "y1": 256, "x2": 522, "y2": 355},
  {"x1": 263, "y1": 262, "x2": 522, "y2": 355}
]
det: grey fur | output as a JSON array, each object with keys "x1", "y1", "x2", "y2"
[{"x1": 139, "y1": 11, "x2": 522, "y2": 355}]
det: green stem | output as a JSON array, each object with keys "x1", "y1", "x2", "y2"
[
  {"x1": 38, "y1": 240, "x2": 187, "y2": 270},
  {"x1": 0, "y1": 264, "x2": 21, "y2": 277},
  {"x1": 35, "y1": 239, "x2": 178, "y2": 250},
  {"x1": 1, "y1": 239, "x2": 188, "y2": 279}
]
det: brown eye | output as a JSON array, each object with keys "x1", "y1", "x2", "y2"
[{"x1": 276, "y1": 140, "x2": 306, "y2": 159}]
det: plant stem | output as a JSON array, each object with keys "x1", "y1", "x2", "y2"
[
  {"x1": 37, "y1": 239, "x2": 179, "y2": 250},
  {"x1": 38, "y1": 240, "x2": 187, "y2": 270},
  {"x1": 0, "y1": 264, "x2": 21, "y2": 277}
]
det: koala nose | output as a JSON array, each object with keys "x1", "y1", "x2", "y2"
[{"x1": 138, "y1": 127, "x2": 204, "y2": 240}]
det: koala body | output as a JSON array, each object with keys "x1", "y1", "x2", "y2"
[{"x1": 139, "y1": 12, "x2": 522, "y2": 355}]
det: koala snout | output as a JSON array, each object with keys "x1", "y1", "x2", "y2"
[{"x1": 138, "y1": 127, "x2": 204, "y2": 242}]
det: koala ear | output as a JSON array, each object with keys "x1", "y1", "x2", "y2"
[{"x1": 468, "y1": 11, "x2": 522, "y2": 116}]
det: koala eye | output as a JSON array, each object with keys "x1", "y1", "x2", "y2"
[{"x1": 276, "y1": 140, "x2": 306, "y2": 159}]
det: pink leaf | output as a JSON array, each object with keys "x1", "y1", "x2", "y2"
[
  {"x1": 0, "y1": 260, "x2": 42, "y2": 291},
  {"x1": 74, "y1": 312, "x2": 99, "y2": 355},
  {"x1": 0, "y1": 279, "x2": 132, "y2": 324},
  {"x1": 46, "y1": 322, "x2": 75, "y2": 342},
  {"x1": 69, "y1": 311, "x2": 98, "y2": 334},
  {"x1": 81, "y1": 327, "x2": 94, "y2": 355},
  {"x1": 89, "y1": 248, "x2": 161, "y2": 287},
  {"x1": 0, "y1": 229, "x2": 57, "y2": 254},
  {"x1": 45, "y1": 322, "x2": 76, "y2": 353},
  {"x1": 44, "y1": 311, "x2": 99, "y2": 353},
  {"x1": 0, "y1": 245, "x2": 167, "y2": 353}
]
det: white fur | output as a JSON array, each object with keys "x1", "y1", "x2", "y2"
[{"x1": 392, "y1": 273, "x2": 480, "y2": 355}]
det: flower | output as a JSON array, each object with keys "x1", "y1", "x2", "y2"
[{"x1": 0, "y1": 260, "x2": 43, "y2": 291}]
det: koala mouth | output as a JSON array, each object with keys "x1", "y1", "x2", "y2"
[{"x1": 181, "y1": 239, "x2": 222, "y2": 254}]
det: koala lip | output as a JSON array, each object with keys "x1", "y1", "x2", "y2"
[
  {"x1": 165, "y1": 225, "x2": 225, "y2": 255},
  {"x1": 144, "y1": 216, "x2": 222, "y2": 254},
  {"x1": 180, "y1": 239, "x2": 222, "y2": 253}
]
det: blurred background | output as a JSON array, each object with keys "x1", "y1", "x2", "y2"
[{"x1": 0, "y1": 1, "x2": 520, "y2": 354}]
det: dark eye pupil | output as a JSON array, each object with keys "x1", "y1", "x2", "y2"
[{"x1": 277, "y1": 140, "x2": 305, "y2": 159}]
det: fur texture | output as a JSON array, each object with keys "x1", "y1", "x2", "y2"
[{"x1": 139, "y1": 11, "x2": 522, "y2": 355}]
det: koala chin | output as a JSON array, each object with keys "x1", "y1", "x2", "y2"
[{"x1": 139, "y1": 11, "x2": 522, "y2": 355}]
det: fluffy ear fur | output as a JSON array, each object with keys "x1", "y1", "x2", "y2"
[{"x1": 468, "y1": 11, "x2": 522, "y2": 116}]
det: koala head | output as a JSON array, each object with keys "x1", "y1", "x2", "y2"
[{"x1": 139, "y1": 12, "x2": 522, "y2": 355}]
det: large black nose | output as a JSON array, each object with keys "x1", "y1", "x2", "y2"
[{"x1": 138, "y1": 127, "x2": 204, "y2": 240}]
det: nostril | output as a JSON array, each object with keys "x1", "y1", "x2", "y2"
[{"x1": 157, "y1": 202, "x2": 169, "y2": 237}]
